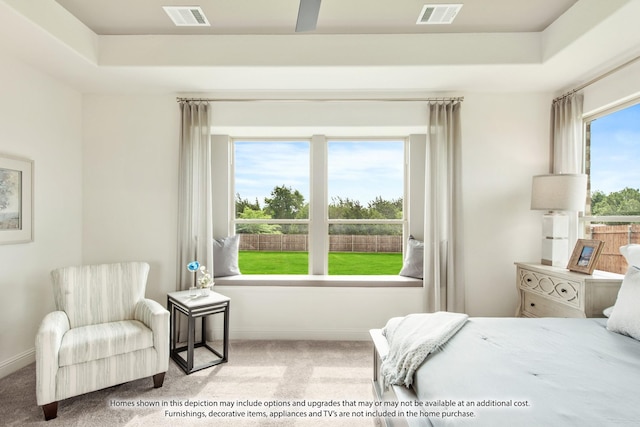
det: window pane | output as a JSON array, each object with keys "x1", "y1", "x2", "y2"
[
  {"x1": 236, "y1": 225, "x2": 308, "y2": 274},
  {"x1": 589, "y1": 103, "x2": 640, "y2": 214},
  {"x1": 234, "y1": 141, "x2": 309, "y2": 275},
  {"x1": 584, "y1": 102, "x2": 640, "y2": 274},
  {"x1": 234, "y1": 141, "x2": 309, "y2": 219},
  {"x1": 327, "y1": 140, "x2": 405, "y2": 275},
  {"x1": 328, "y1": 224, "x2": 403, "y2": 275},
  {"x1": 328, "y1": 141, "x2": 404, "y2": 220}
]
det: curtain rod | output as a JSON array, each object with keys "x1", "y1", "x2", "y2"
[
  {"x1": 176, "y1": 96, "x2": 464, "y2": 103},
  {"x1": 553, "y1": 55, "x2": 640, "y2": 102}
]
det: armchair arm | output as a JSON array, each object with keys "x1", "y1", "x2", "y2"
[
  {"x1": 35, "y1": 311, "x2": 70, "y2": 405},
  {"x1": 134, "y1": 299, "x2": 170, "y2": 372}
]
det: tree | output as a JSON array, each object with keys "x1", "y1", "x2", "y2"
[
  {"x1": 328, "y1": 195, "x2": 403, "y2": 235},
  {"x1": 264, "y1": 185, "x2": 306, "y2": 219},
  {"x1": 329, "y1": 196, "x2": 367, "y2": 220},
  {"x1": 592, "y1": 188, "x2": 640, "y2": 216},
  {"x1": 235, "y1": 193, "x2": 260, "y2": 218},
  {"x1": 235, "y1": 207, "x2": 281, "y2": 234},
  {"x1": 368, "y1": 196, "x2": 403, "y2": 219}
]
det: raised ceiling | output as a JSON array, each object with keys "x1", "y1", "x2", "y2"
[
  {"x1": 0, "y1": 0, "x2": 639, "y2": 95},
  {"x1": 53, "y1": 0, "x2": 578, "y2": 35}
]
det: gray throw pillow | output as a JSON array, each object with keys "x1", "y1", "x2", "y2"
[
  {"x1": 399, "y1": 235, "x2": 424, "y2": 279},
  {"x1": 212, "y1": 235, "x2": 241, "y2": 277}
]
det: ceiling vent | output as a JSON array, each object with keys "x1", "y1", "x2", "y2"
[
  {"x1": 417, "y1": 4, "x2": 463, "y2": 25},
  {"x1": 163, "y1": 6, "x2": 210, "y2": 26}
]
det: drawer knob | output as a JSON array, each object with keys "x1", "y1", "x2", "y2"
[
  {"x1": 561, "y1": 288, "x2": 567, "y2": 293},
  {"x1": 530, "y1": 303, "x2": 535, "y2": 307},
  {"x1": 526, "y1": 278, "x2": 532, "y2": 282}
]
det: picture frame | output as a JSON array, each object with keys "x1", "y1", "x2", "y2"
[
  {"x1": 0, "y1": 154, "x2": 33, "y2": 244},
  {"x1": 567, "y1": 239, "x2": 604, "y2": 274}
]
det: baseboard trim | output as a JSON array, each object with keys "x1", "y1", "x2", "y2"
[{"x1": 0, "y1": 347, "x2": 35, "y2": 379}]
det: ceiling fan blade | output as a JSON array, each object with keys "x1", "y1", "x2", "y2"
[{"x1": 295, "y1": 0, "x2": 322, "y2": 32}]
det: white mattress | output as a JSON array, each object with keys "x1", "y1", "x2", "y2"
[{"x1": 411, "y1": 317, "x2": 640, "y2": 427}]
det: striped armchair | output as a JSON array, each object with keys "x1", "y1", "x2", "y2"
[{"x1": 35, "y1": 262, "x2": 169, "y2": 420}]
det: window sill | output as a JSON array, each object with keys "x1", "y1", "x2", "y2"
[{"x1": 214, "y1": 274, "x2": 422, "y2": 288}]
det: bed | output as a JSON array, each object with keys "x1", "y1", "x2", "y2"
[{"x1": 371, "y1": 246, "x2": 640, "y2": 427}]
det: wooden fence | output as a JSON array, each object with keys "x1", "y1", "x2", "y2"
[
  {"x1": 589, "y1": 224, "x2": 640, "y2": 274},
  {"x1": 238, "y1": 234, "x2": 403, "y2": 253}
]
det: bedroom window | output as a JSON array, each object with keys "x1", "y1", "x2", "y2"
[
  {"x1": 232, "y1": 137, "x2": 407, "y2": 275},
  {"x1": 581, "y1": 100, "x2": 640, "y2": 274},
  {"x1": 233, "y1": 140, "x2": 310, "y2": 274},
  {"x1": 327, "y1": 140, "x2": 405, "y2": 275}
]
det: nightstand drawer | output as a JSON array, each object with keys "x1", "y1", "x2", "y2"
[
  {"x1": 518, "y1": 268, "x2": 581, "y2": 308},
  {"x1": 515, "y1": 263, "x2": 623, "y2": 318},
  {"x1": 522, "y1": 292, "x2": 583, "y2": 318}
]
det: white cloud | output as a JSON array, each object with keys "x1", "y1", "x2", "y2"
[
  {"x1": 235, "y1": 141, "x2": 310, "y2": 203},
  {"x1": 328, "y1": 141, "x2": 404, "y2": 203},
  {"x1": 234, "y1": 140, "x2": 404, "y2": 206}
]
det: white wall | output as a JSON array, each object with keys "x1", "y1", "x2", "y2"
[
  {"x1": 81, "y1": 95, "x2": 180, "y2": 305},
  {"x1": 0, "y1": 52, "x2": 83, "y2": 378},
  {"x1": 461, "y1": 93, "x2": 551, "y2": 316}
]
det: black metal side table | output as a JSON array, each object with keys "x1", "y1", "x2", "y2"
[{"x1": 167, "y1": 289, "x2": 230, "y2": 374}]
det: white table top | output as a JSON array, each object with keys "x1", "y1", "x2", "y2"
[{"x1": 167, "y1": 289, "x2": 230, "y2": 308}]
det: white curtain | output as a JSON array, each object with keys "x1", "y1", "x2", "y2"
[
  {"x1": 176, "y1": 101, "x2": 214, "y2": 291},
  {"x1": 552, "y1": 93, "x2": 584, "y2": 174},
  {"x1": 551, "y1": 93, "x2": 584, "y2": 253},
  {"x1": 424, "y1": 101, "x2": 465, "y2": 313}
]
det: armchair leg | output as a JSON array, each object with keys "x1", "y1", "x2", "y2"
[
  {"x1": 153, "y1": 372, "x2": 166, "y2": 388},
  {"x1": 42, "y1": 402, "x2": 58, "y2": 420}
]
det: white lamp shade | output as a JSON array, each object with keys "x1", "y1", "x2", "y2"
[{"x1": 531, "y1": 174, "x2": 587, "y2": 212}]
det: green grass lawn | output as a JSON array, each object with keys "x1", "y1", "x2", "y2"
[{"x1": 238, "y1": 251, "x2": 403, "y2": 275}]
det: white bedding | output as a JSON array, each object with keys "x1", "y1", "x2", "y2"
[
  {"x1": 410, "y1": 317, "x2": 640, "y2": 427},
  {"x1": 381, "y1": 312, "x2": 468, "y2": 388}
]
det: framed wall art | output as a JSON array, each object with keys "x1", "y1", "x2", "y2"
[
  {"x1": 567, "y1": 239, "x2": 604, "y2": 274},
  {"x1": 0, "y1": 154, "x2": 33, "y2": 244}
]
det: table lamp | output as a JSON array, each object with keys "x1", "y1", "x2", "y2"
[{"x1": 531, "y1": 174, "x2": 587, "y2": 267}]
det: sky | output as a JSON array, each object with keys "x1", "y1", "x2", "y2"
[
  {"x1": 590, "y1": 102, "x2": 640, "y2": 194},
  {"x1": 234, "y1": 140, "x2": 404, "y2": 207}
]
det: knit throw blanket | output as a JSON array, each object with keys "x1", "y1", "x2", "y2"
[{"x1": 381, "y1": 311, "x2": 468, "y2": 388}]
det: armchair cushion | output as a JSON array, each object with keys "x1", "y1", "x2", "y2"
[
  {"x1": 51, "y1": 262, "x2": 149, "y2": 328},
  {"x1": 58, "y1": 320, "x2": 153, "y2": 366}
]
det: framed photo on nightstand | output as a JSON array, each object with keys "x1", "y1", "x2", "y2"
[{"x1": 568, "y1": 239, "x2": 604, "y2": 274}]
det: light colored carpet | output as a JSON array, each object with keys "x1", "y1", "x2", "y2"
[{"x1": 0, "y1": 340, "x2": 376, "y2": 426}]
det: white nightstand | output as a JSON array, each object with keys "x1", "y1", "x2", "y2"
[{"x1": 515, "y1": 262, "x2": 623, "y2": 318}]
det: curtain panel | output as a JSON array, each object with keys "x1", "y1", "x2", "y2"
[
  {"x1": 176, "y1": 101, "x2": 214, "y2": 292},
  {"x1": 552, "y1": 93, "x2": 584, "y2": 174},
  {"x1": 424, "y1": 101, "x2": 465, "y2": 313},
  {"x1": 551, "y1": 93, "x2": 584, "y2": 253}
]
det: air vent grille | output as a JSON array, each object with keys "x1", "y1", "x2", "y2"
[
  {"x1": 417, "y1": 4, "x2": 463, "y2": 25},
  {"x1": 163, "y1": 6, "x2": 210, "y2": 27}
]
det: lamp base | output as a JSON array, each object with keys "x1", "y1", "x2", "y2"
[
  {"x1": 541, "y1": 238, "x2": 569, "y2": 267},
  {"x1": 542, "y1": 212, "x2": 569, "y2": 237}
]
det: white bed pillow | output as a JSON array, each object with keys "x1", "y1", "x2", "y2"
[
  {"x1": 606, "y1": 244, "x2": 640, "y2": 340},
  {"x1": 399, "y1": 235, "x2": 424, "y2": 279},
  {"x1": 212, "y1": 235, "x2": 241, "y2": 277}
]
